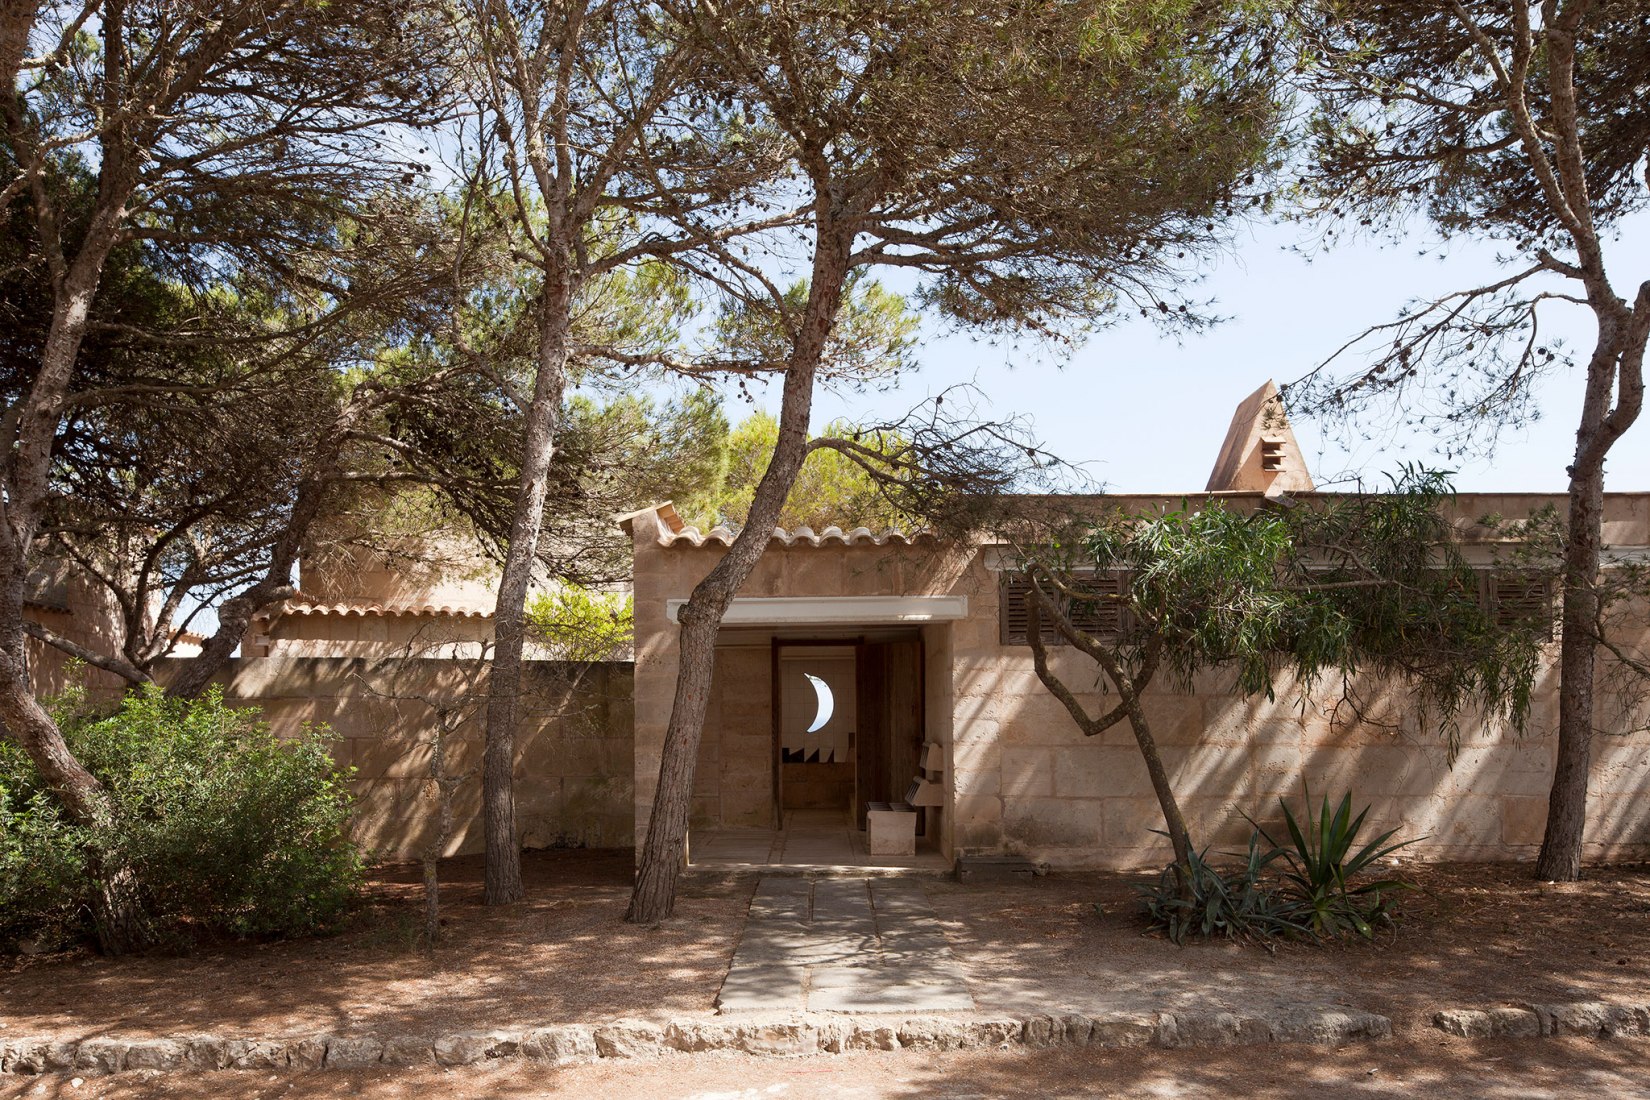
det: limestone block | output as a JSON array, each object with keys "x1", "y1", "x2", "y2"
[
  {"x1": 721, "y1": 787, "x2": 773, "y2": 827},
  {"x1": 1199, "y1": 697, "x2": 1254, "y2": 745},
  {"x1": 1172, "y1": 1010, "x2": 1273, "y2": 1047},
  {"x1": 434, "y1": 1031, "x2": 519, "y2": 1066},
  {"x1": 521, "y1": 1025, "x2": 598, "y2": 1064},
  {"x1": 288, "y1": 1036, "x2": 329, "y2": 1069},
  {"x1": 1428, "y1": 794, "x2": 1503, "y2": 847},
  {"x1": 1501, "y1": 795, "x2": 1549, "y2": 845},
  {"x1": 1585, "y1": 795, "x2": 1650, "y2": 845},
  {"x1": 963, "y1": 1019, "x2": 1023, "y2": 1048},
  {"x1": 952, "y1": 738, "x2": 999, "y2": 775},
  {"x1": 1243, "y1": 745, "x2": 1303, "y2": 797},
  {"x1": 955, "y1": 717, "x2": 1004, "y2": 750},
  {"x1": 1137, "y1": 694, "x2": 1206, "y2": 746},
  {"x1": 1593, "y1": 740, "x2": 1650, "y2": 795},
  {"x1": 1180, "y1": 798, "x2": 1258, "y2": 848},
  {"x1": 1087, "y1": 1012, "x2": 1159, "y2": 1048},
  {"x1": 1264, "y1": 1003, "x2": 1392, "y2": 1044},
  {"x1": 1168, "y1": 744, "x2": 1248, "y2": 803},
  {"x1": 896, "y1": 1018, "x2": 971, "y2": 1051},
  {"x1": 593, "y1": 1020, "x2": 666, "y2": 1058},
  {"x1": 1061, "y1": 746, "x2": 1156, "y2": 798},
  {"x1": 867, "y1": 807, "x2": 918, "y2": 855},
  {"x1": 847, "y1": 1024, "x2": 901, "y2": 1050},
  {"x1": 325, "y1": 1036, "x2": 385, "y2": 1068},
  {"x1": 689, "y1": 795, "x2": 720, "y2": 829},
  {"x1": 1004, "y1": 796, "x2": 1103, "y2": 849},
  {"x1": 1529, "y1": 1001, "x2": 1644, "y2": 1038},
  {"x1": 72, "y1": 1038, "x2": 127, "y2": 1073},
  {"x1": 1102, "y1": 797, "x2": 1173, "y2": 849},
  {"x1": 953, "y1": 764, "x2": 1001, "y2": 799},
  {"x1": 182, "y1": 1036, "x2": 230, "y2": 1070},
  {"x1": 1001, "y1": 746, "x2": 1055, "y2": 798},
  {"x1": 121, "y1": 1038, "x2": 186, "y2": 1071},
  {"x1": 950, "y1": 615, "x2": 1000, "y2": 653},
  {"x1": 378, "y1": 1035, "x2": 435, "y2": 1066}
]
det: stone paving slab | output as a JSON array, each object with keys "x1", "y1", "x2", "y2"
[
  {"x1": 715, "y1": 877, "x2": 976, "y2": 1015},
  {"x1": 807, "y1": 967, "x2": 977, "y2": 1014}
]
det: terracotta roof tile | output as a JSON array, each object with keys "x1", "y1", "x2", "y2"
[
  {"x1": 253, "y1": 598, "x2": 492, "y2": 621},
  {"x1": 658, "y1": 523, "x2": 935, "y2": 549}
]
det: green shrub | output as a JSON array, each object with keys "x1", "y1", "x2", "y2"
[
  {"x1": 2, "y1": 686, "x2": 362, "y2": 950},
  {"x1": 1252, "y1": 788, "x2": 1418, "y2": 940},
  {"x1": 0, "y1": 741, "x2": 88, "y2": 950},
  {"x1": 1137, "y1": 834, "x2": 1310, "y2": 945}
]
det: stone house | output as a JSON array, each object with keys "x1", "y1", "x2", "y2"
[
  {"x1": 624, "y1": 383, "x2": 1650, "y2": 870},
  {"x1": 245, "y1": 538, "x2": 499, "y2": 660},
  {"x1": 44, "y1": 381, "x2": 1644, "y2": 868}
]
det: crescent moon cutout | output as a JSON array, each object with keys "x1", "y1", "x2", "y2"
[{"x1": 803, "y1": 673, "x2": 834, "y2": 733}]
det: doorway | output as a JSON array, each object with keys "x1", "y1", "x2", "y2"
[
  {"x1": 771, "y1": 635, "x2": 925, "y2": 835},
  {"x1": 775, "y1": 643, "x2": 858, "y2": 823}
]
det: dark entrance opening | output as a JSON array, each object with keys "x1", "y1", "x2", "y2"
[{"x1": 770, "y1": 634, "x2": 925, "y2": 834}]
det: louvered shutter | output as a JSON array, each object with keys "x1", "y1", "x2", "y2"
[
  {"x1": 1000, "y1": 571, "x2": 1131, "y2": 646},
  {"x1": 1490, "y1": 572, "x2": 1555, "y2": 638}
]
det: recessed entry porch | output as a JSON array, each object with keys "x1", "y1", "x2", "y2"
[{"x1": 679, "y1": 595, "x2": 961, "y2": 872}]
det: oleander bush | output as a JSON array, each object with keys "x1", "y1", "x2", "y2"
[{"x1": 1, "y1": 685, "x2": 362, "y2": 952}]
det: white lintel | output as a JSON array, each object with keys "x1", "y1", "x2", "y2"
[{"x1": 665, "y1": 595, "x2": 968, "y2": 626}]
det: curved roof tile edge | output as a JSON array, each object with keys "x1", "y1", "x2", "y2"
[
  {"x1": 657, "y1": 524, "x2": 936, "y2": 549},
  {"x1": 253, "y1": 601, "x2": 494, "y2": 620}
]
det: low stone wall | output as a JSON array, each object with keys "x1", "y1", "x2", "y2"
[
  {"x1": 175, "y1": 657, "x2": 634, "y2": 859},
  {"x1": 0, "y1": 1003, "x2": 1396, "y2": 1076}
]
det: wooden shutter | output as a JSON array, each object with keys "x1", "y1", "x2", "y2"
[
  {"x1": 1489, "y1": 572, "x2": 1555, "y2": 638},
  {"x1": 1000, "y1": 571, "x2": 1130, "y2": 646}
]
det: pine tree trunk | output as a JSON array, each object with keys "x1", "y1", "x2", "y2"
[
  {"x1": 628, "y1": 237, "x2": 850, "y2": 924},
  {"x1": 1536, "y1": 424, "x2": 1608, "y2": 880},
  {"x1": 482, "y1": 268, "x2": 573, "y2": 905},
  {"x1": 0, "y1": 253, "x2": 117, "y2": 821},
  {"x1": 1534, "y1": 289, "x2": 1647, "y2": 878}
]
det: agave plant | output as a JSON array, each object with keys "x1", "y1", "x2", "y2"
[
  {"x1": 1136, "y1": 832, "x2": 1313, "y2": 945},
  {"x1": 1251, "y1": 787, "x2": 1420, "y2": 940}
]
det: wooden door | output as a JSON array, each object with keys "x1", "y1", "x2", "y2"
[{"x1": 854, "y1": 637, "x2": 924, "y2": 829}]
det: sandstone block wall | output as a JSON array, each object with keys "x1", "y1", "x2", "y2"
[
  {"x1": 630, "y1": 494, "x2": 1650, "y2": 871},
  {"x1": 946, "y1": 493, "x2": 1650, "y2": 868},
  {"x1": 168, "y1": 657, "x2": 634, "y2": 859}
]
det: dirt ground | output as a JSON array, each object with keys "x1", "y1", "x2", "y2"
[
  {"x1": 3, "y1": 851, "x2": 1649, "y2": 1045},
  {"x1": 925, "y1": 860, "x2": 1650, "y2": 1026},
  {"x1": 2, "y1": 1037, "x2": 1648, "y2": 1099},
  {"x1": 1, "y1": 850, "x2": 747, "y2": 1040}
]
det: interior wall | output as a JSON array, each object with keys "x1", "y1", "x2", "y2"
[{"x1": 779, "y1": 646, "x2": 857, "y2": 814}]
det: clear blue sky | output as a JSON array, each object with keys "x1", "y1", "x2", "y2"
[{"x1": 781, "y1": 214, "x2": 1650, "y2": 495}]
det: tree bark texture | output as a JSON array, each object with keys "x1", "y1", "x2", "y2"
[
  {"x1": 1535, "y1": 282, "x2": 1647, "y2": 879},
  {"x1": 481, "y1": 267, "x2": 573, "y2": 905},
  {"x1": 627, "y1": 238, "x2": 850, "y2": 924},
  {"x1": 0, "y1": 249, "x2": 119, "y2": 821},
  {"x1": 1537, "y1": 463, "x2": 1603, "y2": 881},
  {"x1": 0, "y1": 229, "x2": 150, "y2": 952}
]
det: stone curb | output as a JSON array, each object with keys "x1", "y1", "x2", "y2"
[
  {"x1": 1432, "y1": 1001, "x2": 1650, "y2": 1041},
  {"x1": 0, "y1": 1003, "x2": 1388, "y2": 1077}
]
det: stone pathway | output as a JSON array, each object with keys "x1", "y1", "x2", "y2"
[{"x1": 715, "y1": 878, "x2": 974, "y2": 1014}]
